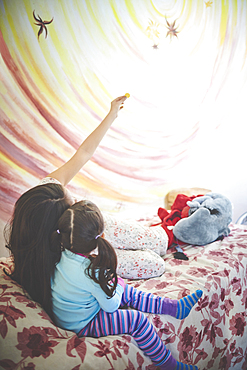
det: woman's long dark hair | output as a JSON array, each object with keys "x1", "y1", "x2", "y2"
[
  {"x1": 4, "y1": 183, "x2": 72, "y2": 319},
  {"x1": 52, "y1": 200, "x2": 118, "y2": 297}
]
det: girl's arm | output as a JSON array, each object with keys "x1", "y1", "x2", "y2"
[
  {"x1": 91, "y1": 281, "x2": 124, "y2": 313},
  {"x1": 48, "y1": 95, "x2": 127, "y2": 186}
]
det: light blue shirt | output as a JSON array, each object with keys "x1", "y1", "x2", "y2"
[{"x1": 51, "y1": 249, "x2": 124, "y2": 334}]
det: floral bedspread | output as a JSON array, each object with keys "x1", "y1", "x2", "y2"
[{"x1": 0, "y1": 224, "x2": 247, "y2": 370}]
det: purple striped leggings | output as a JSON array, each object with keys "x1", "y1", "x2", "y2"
[{"x1": 79, "y1": 284, "x2": 176, "y2": 368}]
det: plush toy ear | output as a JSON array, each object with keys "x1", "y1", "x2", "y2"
[
  {"x1": 187, "y1": 200, "x2": 200, "y2": 215},
  {"x1": 189, "y1": 195, "x2": 211, "y2": 205},
  {"x1": 187, "y1": 200, "x2": 200, "y2": 208}
]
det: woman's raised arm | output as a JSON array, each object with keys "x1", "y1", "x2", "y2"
[{"x1": 48, "y1": 95, "x2": 127, "y2": 186}]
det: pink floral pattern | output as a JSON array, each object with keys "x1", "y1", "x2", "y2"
[
  {"x1": 115, "y1": 248, "x2": 166, "y2": 279},
  {"x1": 103, "y1": 213, "x2": 168, "y2": 279},
  {"x1": 0, "y1": 224, "x2": 247, "y2": 369},
  {"x1": 103, "y1": 212, "x2": 168, "y2": 256}
]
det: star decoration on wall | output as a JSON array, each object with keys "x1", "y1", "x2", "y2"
[
  {"x1": 205, "y1": 1, "x2": 213, "y2": 7},
  {"x1": 165, "y1": 19, "x2": 179, "y2": 40},
  {"x1": 146, "y1": 19, "x2": 160, "y2": 49},
  {"x1": 33, "y1": 10, "x2": 54, "y2": 40}
]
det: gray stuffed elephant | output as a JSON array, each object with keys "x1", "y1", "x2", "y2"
[{"x1": 173, "y1": 193, "x2": 232, "y2": 245}]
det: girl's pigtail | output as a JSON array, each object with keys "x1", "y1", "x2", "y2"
[{"x1": 86, "y1": 238, "x2": 118, "y2": 298}]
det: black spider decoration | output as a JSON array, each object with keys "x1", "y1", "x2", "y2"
[{"x1": 33, "y1": 10, "x2": 54, "y2": 40}]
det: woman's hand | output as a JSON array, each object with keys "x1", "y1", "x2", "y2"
[
  {"x1": 47, "y1": 95, "x2": 128, "y2": 186},
  {"x1": 109, "y1": 96, "x2": 127, "y2": 118}
]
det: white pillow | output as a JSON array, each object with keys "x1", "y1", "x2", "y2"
[
  {"x1": 116, "y1": 248, "x2": 166, "y2": 279},
  {"x1": 103, "y1": 213, "x2": 168, "y2": 256}
]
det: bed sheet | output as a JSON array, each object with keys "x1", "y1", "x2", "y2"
[
  {"x1": 124, "y1": 224, "x2": 247, "y2": 370},
  {"x1": 0, "y1": 224, "x2": 247, "y2": 370}
]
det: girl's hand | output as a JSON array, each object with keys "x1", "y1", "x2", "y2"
[{"x1": 110, "y1": 96, "x2": 127, "y2": 117}]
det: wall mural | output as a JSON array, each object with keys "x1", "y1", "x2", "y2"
[{"x1": 0, "y1": 0, "x2": 247, "y2": 229}]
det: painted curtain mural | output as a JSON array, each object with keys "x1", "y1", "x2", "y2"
[{"x1": 0, "y1": 0, "x2": 247, "y2": 255}]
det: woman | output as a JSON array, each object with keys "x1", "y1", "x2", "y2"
[{"x1": 4, "y1": 95, "x2": 127, "y2": 319}]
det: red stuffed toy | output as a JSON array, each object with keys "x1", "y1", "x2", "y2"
[{"x1": 152, "y1": 194, "x2": 202, "y2": 248}]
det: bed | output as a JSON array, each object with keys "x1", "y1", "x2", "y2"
[{"x1": 0, "y1": 220, "x2": 247, "y2": 369}]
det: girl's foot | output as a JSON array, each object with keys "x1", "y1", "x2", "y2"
[
  {"x1": 161, "y1": 290, "x2": 203, "y2": 320},
  {"x1": 176, "y1": 290, "x2": 203, "y2": 319}
]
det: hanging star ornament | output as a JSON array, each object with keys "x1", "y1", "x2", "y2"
[
  {"x1": 33, "y1": 10, "x2": 54, "y2": 40},
  {"x1": 165, "y1": 18, "x2": 179, "y2": 40}
]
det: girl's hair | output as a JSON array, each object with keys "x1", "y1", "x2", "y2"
[
  {"x1": 52, "y1": 200, "x2": 118, "y2": 297},
  {"x1": 4, "y1": 183, "x2": 72, "y2": 320}
]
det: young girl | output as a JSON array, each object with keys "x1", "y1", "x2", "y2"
[{"x1": 51, "y1": 200, "x2": 203, "y2": 370}]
